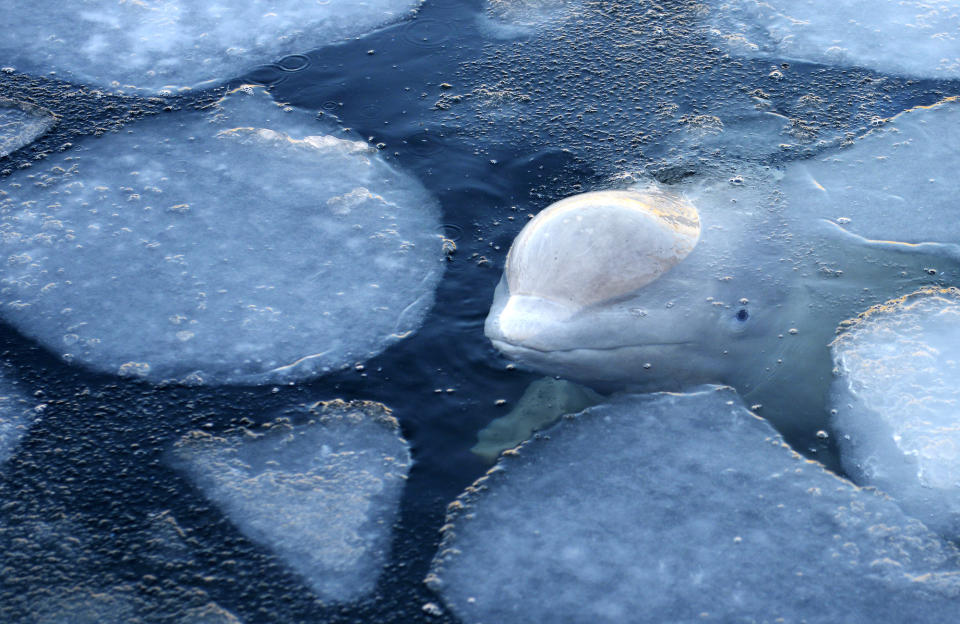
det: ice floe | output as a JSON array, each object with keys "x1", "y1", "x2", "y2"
[
  {"x1": 429, "y1": 387, "x2": 960, "y2": 623},
  {"x1": 0, "y1": 87, "x2": 443, "y2": 385},
  {"x1": 171, "y1": 400, "x2": 411, "y2": 604},
  {"x1": 705, "y1": 0, "x2": 960, "y2": 79},
  {"x1": 0, "y1": 98, "x2": 54, "y2": 158},
  {"x1": 832, "y1": 287, "x2": 960, "y2": 537},
  {"x1": 0, "y1": 0, "x2": 423, "y2": 94}
]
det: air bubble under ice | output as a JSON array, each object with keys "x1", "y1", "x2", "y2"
[
  {"x1": 0, "y1": 0, "x2": 423, "y2": 94},
  {"x1": 429, "y1": 387, "x2": 960, "y2": 623},
  {"x1": 0, "y1": 87, "x2": 443, "y2": 385},
  {"x1": 171, "y1": 400, "x2": 411, "y2": 604},
  {"x1": 706, "y1": 0, "x2": 960, "y2": 79},
  {"x1": 832, "y1": 287, "x2": 960, "y2": 537}
]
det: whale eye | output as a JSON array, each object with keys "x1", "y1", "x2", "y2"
[{"x1": 736, "y1": 309, "x2": 749, "y2": 322}]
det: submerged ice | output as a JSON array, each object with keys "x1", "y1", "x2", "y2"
[
  {"x1": 0, "y1": 87, "x2": 442, "y2": 385},
  {"x1": 0, "y1": 99, "x2": 54, "y2": 158},
  {"x1": 832, "y1": 287, "x2": 960, "y2": 537},
  {"x1": 0, "y1": 0, "x2": 423, "y2": 94},
  {"x1": 0, "y1": 369, "x2": 35, "y2": 466},
  {"x1": 171, "y1": 400, "x2": 410, "y2": 604},
  {"x1": 706, "y1": 0, "x2": 960, "y2": 79},
  {"x1": 430, "y1": 388, "x2": 960, "y2": 623}
]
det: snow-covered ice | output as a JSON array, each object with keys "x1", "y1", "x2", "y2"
[
  {"x1": 0, "y1": 0, "x2": 423, "y2": 94},
  {"x1": 429, "y1": 387, "x2": 960, "y2": 623},
  {"x1": 0, "y1": 99, "x2": 54, "y2": 158},
  {"x1": 171, "y1": 400, "x2": 411, "y2": 604},
  {"x1": 705, "y1": 0, "x2": 960, "y2": 79},
  {"x1": 0, "y1": 87, "x2": 443, "y2": 385},
  {"x1": 832, "y1": 287, "x2": 960, "y2": 537}
]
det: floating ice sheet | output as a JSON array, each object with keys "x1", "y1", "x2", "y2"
[
  {"x1": 0, "y1": 0, "x2": 423, "y2": 94},
  {"x1": 832, "y1": 287, "x2": 960, "y2": 537},
  {"x1": 706, "y1": 0, "x2": 960, "y2": 79},
  {"x1": 429, "y1": 387, "x2": 960, "y2": 623},
  {"x1": 171, "y1": 400, "x2": 411, "y2": 604},
  {"x1": 0, "y1": 99, "x2": 54, "y2": 158},
  {"x1": 0, "y1": 87, "x2": 442, "y2": 385}
]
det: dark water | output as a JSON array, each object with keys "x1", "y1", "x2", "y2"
[{"x1": 0, "y1": 0, "x2": 958, "y2": 622}]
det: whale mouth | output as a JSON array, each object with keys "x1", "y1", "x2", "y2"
[{"x1": 490, "y1": 337, "x2": 695, "y2": 357}]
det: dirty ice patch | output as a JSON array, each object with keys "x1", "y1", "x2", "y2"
[
  {"x1": 778, "y1": 98, "x2": 960, "y2": 253},
  {"x1": 429, "y1": 387, "x2": 960, "y2": 624},
  {"x1": 832, "y1": 287, "x2": 960, "y2": 538},
  {"x1": 0, "y1": 0, "x2": 424, "y2": 94},
  {"x1": 0, "y1": 99, "x2": 54, "y2": 158},
  {"x1": 0, "y1": 87, "x2": 443, "y2": 385},
  {"x1": 705, "y1": 0, "x2": 960, "y2": 79},
  {"x1": 170, "y1": 400, "x2": 411, "y2": 604}
]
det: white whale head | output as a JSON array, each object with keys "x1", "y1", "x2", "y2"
[{"x1": 485, "y1": 185, "x2": 788, "y2": 391}]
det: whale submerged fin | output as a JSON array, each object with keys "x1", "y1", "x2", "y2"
[{"x1": 820, "y1": 218, "x2": 960, "y2": 264}]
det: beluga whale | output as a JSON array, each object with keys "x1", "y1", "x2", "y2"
[{"x1": 484, "y1": 97, "x2": 960, "y2": 444}]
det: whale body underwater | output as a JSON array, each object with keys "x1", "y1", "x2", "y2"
[{"x1": 484, "y1": 99, "x2": 960, "y2": 440}]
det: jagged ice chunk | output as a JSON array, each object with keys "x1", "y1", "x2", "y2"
[
  {"x1": 171, "y1": 400, "x2": 411, "y2": 604},
  {"x1": 429, "y1": 387, "x2": 960, "y2": 623}
]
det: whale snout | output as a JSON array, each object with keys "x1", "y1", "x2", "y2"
[{"x1": 484, "y1": 285, "x2": 578, "y2": 355}]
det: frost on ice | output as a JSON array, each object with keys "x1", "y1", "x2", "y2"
[
  {"x1": 705, "y1": 0, "x2": 960, "y2": 79},
  {"x1": 429, "y1": 387, "x2": 960, "y2": 624},
  {"x1": 171, "y1": 400, "x2": 411, "y2": 604},
  {"x1": 0, "y1": 99, "x2": 54, "y2": 158},
  {"x1": 0, "y1": 0, "x2": 423, "y2": 94},
  {"x1": 0, "y1": 87, "x2": 443, "y2": 385},
  {"x1": 832, "y1": 287, "x2": 960, "y2": 538}
]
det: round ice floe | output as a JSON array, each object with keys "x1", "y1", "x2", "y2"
[
  {"x1": 506, "y1": 188, "x2": 700, "y2": 309},
  {"x1": 0, "y1": 87, "x2": 443, "y2": 385},
  {"x1": 705, "y1": 0, "x2": 960, "y2": 79},
  {"x1": 832, "y1": 287, "x2": 960, "y2": 537},
  {"x1": 0, "y1": 99, "x2": 54, "y2": 158},
  {"x1": 429, "y1": 387, "x2": 960, "y2": 623},
  {"x1": 0, "y1": 0, "x2": 423, "y2": 94},
  {"x1": 170, "y1": 400, "x2": 411, "y2": 604}
]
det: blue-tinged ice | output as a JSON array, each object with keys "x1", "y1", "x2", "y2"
[
  {"x1": 0, "y1": 87, "x2": 442, "y2": 385},
  {"x1": 705, "y1": 0, "x2": 960, "y2": 79},
  {"x1": 832, "y1": 287, "x2": 960, "y2": 538},
  {"x1": 0, "y1": 99, "x2": 54, "y2": 158},
  {"x1": 0, "y1": 0, "x2": 423, "y2": 94},
  {"x1": 170, "y1": 400, "x2": 411, "y2": 604},
  {"x1": 429, "y1": 387, "x2": 960, "y2": 623}
]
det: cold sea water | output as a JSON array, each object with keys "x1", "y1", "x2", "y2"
[{"x1": 1, "y1": 0, "x2": 959, "y2": 622}]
